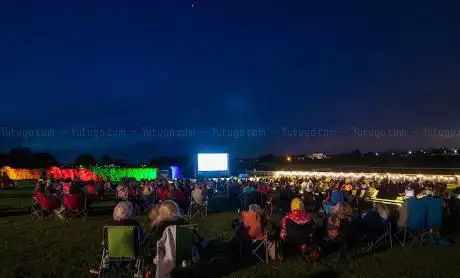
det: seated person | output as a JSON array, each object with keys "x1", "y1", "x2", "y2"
[
  {"x1": 327, "y1": 201, "x2": 353, "y2": 241},
  {"x1": 241, "y1": 190, "x2": 262, "y2": 210},
  {"x1": 62, "y1": 179, "x2": 73, "y2": 195},
  {"x1": 32, "y1": 190, "x2": 60, "y2": 215},
  {"x1": 155, "y1": 200, "x2": 185, "y2": 228},
  {"x1": 148, "y1": 201, "x2": 207, "y2": 275},
  {"x1": 325, "y1": 201, "x2": 354, "y2": 258},
  {"x1": 398, "y1": 191, "x2": 416, "y2": 228},
  {"x1": 89, "y1": 201, "x2": 145, "y2": 275},
  {"x1": 360, "y1": 204, "x2": 389, "y2": 241},
  {"x1": 108, "y1": 201, "x2": 143, "y2": 232},
  {"x1": 142, "y1": 182, "x2": 154, "y2": 198},
  {"x1": 376, "y1": 203, "x2": 390, "y2": 220},
  {"x1": 148, "y1": 206, "x2": 160, "y2": 229},
  {"x1": 150, "y1": 200, "x2": 201, "y2": 246},
  {"x1": 191, "y1": 185, "x2": 207, "y2": 206},
  {"x1": 138, "y1": 183, "x2": 155, "y2": 209},
  {"x1": 55, "y1": 184, "x2": 86, "y2": 217},
  {"x1": 35, "y1": 179, "x2": 46, "y2": 193},
  {"x1": 86, "y1": 182, "x2": 103, "y2": 197},
  {"x1": 233, "y1": 204, "x2": 283, "y2": 260},
  {"x1": 235, "y1": 204, "x2": 265, "y2": 241},
  {"x1": 159, "y1": 183, "x2": 183, "y2": 201},
  {"x1": 257, "y1": 184, "x2": 272, "y2": 195},
  {"x1": 302, "y1": 190, "x2": 316, "y2": 212},
  {"x1": 104, "y1": 180, "x2": 112, "y2": 191},
  {"x1": 116, "y1": 184, "x2": 129, "y2": 200},
  {"x1": 280, "y1": 198, "x2": 319, "y2": 258}
]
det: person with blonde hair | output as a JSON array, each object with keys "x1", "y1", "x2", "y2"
[
  {"x1": 148, "y1": 206, "x2": 160, "y2": 228},
  {"x1": 157, "y1": 200, "x2": 183, "y2": 222},
  {"x1": 150, "y1": 200, "x2": 187, "y2": 240},
  {"x1": 280, "y1": 198, "x2": 313, "y2": 238}
]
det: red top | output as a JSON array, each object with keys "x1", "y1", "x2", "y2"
[
  {"x1": 257, "y1": 185, "x2": 272, "y2": 194},
  {"x1": 160, "y1": 188, "x2": 184, "y2": 201}
]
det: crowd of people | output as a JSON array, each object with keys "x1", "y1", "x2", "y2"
[
  {"x1": 30, "y1": 174, "x2": 459, "y2": 277},
  {"x1": 231, "y1": 175, "x2": 455, "y2": 262}
]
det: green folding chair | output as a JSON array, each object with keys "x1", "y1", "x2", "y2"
[
  {"x1": 176, "y1": 224, "x2": 199, "y2": 267},
  {"x1": 98, "y1": 225, "x2": 143, "y2": 278},
  {"x1": 151, "y1": 224, "x2": 199, "y2": 278}
]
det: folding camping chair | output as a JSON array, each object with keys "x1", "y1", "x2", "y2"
[
  {"x1": 176, "y1": 224, "x2": 200, "y2": 267},
  {"x1": 140, "y1": 194, "x2": 156, "y2": 213},
  {"x1": 188, "y1": 196, "x2": 208, "y2": 220},
  {"x1": 262, "y1": 194, "x2": 274, "y2": 217},
  {"x1": 283, "y1": 219, "x2": 316, "y2": 262},
  {"x1": 116, "y1": 186, "x2": 129, "y2": 201},
  {"x1": 86, "y1": 184, "x2": 104, "y2": 200},
  {"x1": 152, "y1": 224, "x2": 200, "y2": 277},
  {"x1": 97, "y1": 225, "x2": 144, "y2": 278},
  {"x1": 366, "y1": 213, "x2": 393, "y2": 254},
  {"x1": 399, "y1": 198, "x2": 428, "y2": 247},
  {"x1": 237, "y1": 211, "x2": 269, "y2": 264},
  {"x1": 31, "y1": 192, "x2": 60, "y2": 220},
  {"x1": 423, "y1": 196, "x2": 443, "y2": 242},
  {"x1": 59, "y1": 193, "x2": 88, "y2": 222}
]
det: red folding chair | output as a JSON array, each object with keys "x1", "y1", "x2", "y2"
[
  {"x1": 60, "y1": 193, "x2": 87, "y2": 222},
  {"x1": 117, "y1": 186, "x2": 129, "y2": 200},
  {"x1": 31, "y1": 192, "x2": 60, "y2": 220},
  {"x1": 62, "y1": 182, "x2": 72, "y2": 195},
  {"x1": 86, "y1": 184, "x2": 104, "y2": 200}
]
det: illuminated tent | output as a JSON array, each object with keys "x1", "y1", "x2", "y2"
[
  {"x1": 91, "y1": 167, "x2": 158, "y2": 181},
  {"x1": 2, "y1": 166, "x2": 41, "y2": 180},
  {"x1": 47, "y1": 166, "x2": 100, "y2": 181}
]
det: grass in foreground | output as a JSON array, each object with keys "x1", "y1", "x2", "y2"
[{"x1": 1, "y1": 186, "x2": 460, "y2": 277}]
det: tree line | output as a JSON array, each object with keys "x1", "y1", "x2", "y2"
[
  {"x1": 0, "y1": 147, "x2": 190, "y2": 169},
  {"x1": 2, "y1": 147, "x2": 460, "y2": 170}
]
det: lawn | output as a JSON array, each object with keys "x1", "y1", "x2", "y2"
[{"x1": 2, "y1": 184, "x2": 460, "y2": 278}]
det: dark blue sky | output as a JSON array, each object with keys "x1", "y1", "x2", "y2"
[{"x1": 1, "y1": 1, "x2": 460, "y2": 162}]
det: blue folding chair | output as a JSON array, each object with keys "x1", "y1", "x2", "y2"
[
  {"x1": 400, "y1": 198, "x2": 428, "y2": 247},
  {"x1": 425, "y1": 197, "x2": 443, "y2": 228},
  {"x1": 363, "y1": 211, "x2": 393, "y2": 253},
  {"x1": 323, "y1": 191, "x2": 345, "y2": 214},
  {"x1": 424, "y1": 196, "x2": 443, "y2": 242},
  {"x1": 331, "y1": 191, "x2": 345, "y2": 205}
]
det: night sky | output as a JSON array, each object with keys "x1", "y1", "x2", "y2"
[{"x1": 1, "y1": 1, "x2": 460, "y2": 162}]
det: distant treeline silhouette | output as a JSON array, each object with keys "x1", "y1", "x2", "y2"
[{"x1": 2, "y1": 147, "x2": 460, "y2": 173}]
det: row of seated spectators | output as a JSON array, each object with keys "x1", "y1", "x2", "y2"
[
  {"x1": 236, "y1": 194, "x2": 446, "y2": 263},
  {"x1": 33, "y1": 179, "x2": 93, "y2": 219},
  {"x1": 115, "y1": 179, "x2": 209, "y2": 215},
  {"x1": 234, "y1": 176, "x2": 452, "y2": 263}
]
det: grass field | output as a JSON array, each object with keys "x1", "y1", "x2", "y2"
[{"x1": 2, "y1": 183, "x2": 460, "y2": 278}]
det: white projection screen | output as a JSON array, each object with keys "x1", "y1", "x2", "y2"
[{"x1": 197, "y1": 153, "x2": 229, "y2": 172}]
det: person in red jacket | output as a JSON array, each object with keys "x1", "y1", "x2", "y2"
[{"x1": 160, "y1": 182, "x2": 184, "y2": 201}]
